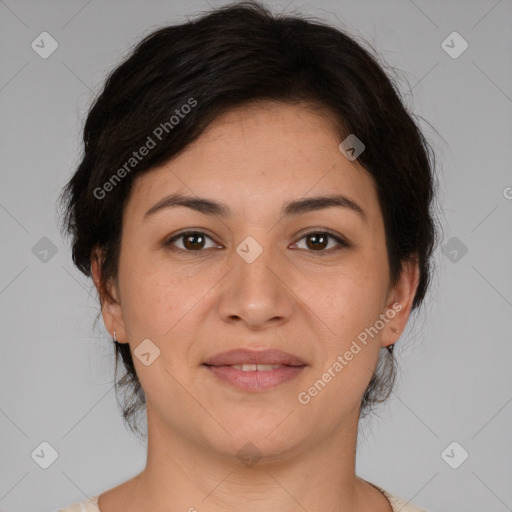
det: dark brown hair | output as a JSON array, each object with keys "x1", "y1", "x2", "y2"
[{"x1": 59, "y1": 0, "x2": 440, "y2": 438}]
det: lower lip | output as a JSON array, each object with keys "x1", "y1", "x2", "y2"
[{"x1": 204, "y1": 365, "x2": 305, "y2": 392}]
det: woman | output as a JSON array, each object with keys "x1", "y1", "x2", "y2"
[{"x1": 57, "y1": 1, "x2": 439, "y2": 510}]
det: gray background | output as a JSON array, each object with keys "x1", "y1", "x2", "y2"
[{"x1": 1, "y1": 0, "x2": 511, "y2": 511}]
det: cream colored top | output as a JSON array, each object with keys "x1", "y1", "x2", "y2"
[{"x1": 58, "y1": 483, "x2": 428, "y2": 511}]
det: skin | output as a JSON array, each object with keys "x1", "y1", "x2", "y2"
[{"x1": 91, "y1": 101, "x2": 419, "y2": 512}]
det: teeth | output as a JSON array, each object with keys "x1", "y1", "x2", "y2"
[{"x1": 231, "y1": 364, "x2": 283, "y2": 371}]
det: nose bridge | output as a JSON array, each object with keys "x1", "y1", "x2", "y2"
[{"x1": 218, "y1": 232, "x2": 292, "y2": 327}]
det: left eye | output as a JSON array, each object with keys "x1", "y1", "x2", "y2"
[{"x1": 293, "y1": 231, "x2": 349, "y2": 252}]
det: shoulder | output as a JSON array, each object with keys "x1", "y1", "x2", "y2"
[
  {"x1": 56, "y1": 495, "x2": 100, "y2": 512},
  {"x1": 372, "y1": 484, "x2": 428, "y2": 512},
  {"x1": 364, "y1": 480, "x2": 428, "y2": 512},
  {"x1": 385, "y1": 493, "x2": 428, "y2": 512}
]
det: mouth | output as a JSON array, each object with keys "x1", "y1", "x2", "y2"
[
  {"x1": 202, "y1": 349, "x2": 307, "y2": 392},
  {"x1": 227, "y1": 364, "x2": 287, "y2": 371},
  {"x1": 203, "y1": 348, "x2": 306, "y2": 367}
]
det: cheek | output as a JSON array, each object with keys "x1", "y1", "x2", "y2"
[
  {"x1": 116, "y1": 246, "x2": 169, "y2": 338},
  {"x1": 303, "y1": 271, "x2": 386, "y2": 412},
  {"x1": 319, "y1": 257, "x2": 388, "y2": 330},
  {"x1": 116, "y1": 265, "x2": 192, "y2": 397},
  {"x1": 117, "y1": 249, "x2": 212, "y2": 344},
  {"x1": 308, "y1": 253, "x2": 388, "y2": 393},
  {"x1": 121, "y1": 276, "x2": 177, "y2": 341}
]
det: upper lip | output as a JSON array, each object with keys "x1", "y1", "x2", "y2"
[{"x1": 203, "y1": 349, "x2": 306, "y2": 367}]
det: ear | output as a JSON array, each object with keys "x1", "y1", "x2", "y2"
[
  {"x1": 91, "y1": 246, "x2": 129, "y2": 344},
  {"x1": 380, "y1": 255, "x2": 420, "y2": 349}
]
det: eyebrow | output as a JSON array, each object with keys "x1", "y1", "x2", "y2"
[{"x1": 144, "y1": 192, "x2": 367, "y2": 223}]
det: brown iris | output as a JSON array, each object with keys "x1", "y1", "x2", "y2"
[{"x1": 304, "y1": 233, "x2": 329, "y2": 251}]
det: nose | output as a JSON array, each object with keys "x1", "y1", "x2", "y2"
[{"x1": 217, "y1": 236, "x2": 294, "y2": 330}]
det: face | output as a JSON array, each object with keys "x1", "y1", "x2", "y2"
[{"x1": 92, "y1": 101, "x2": 418, "y2": 461}]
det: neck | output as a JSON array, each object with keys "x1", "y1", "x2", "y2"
[{"x1": 112, "y1": 404, "x2": 386, "y2": 512}]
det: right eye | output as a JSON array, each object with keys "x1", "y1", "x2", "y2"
[{"x1": 165, "y1": 231, "x2": 222, "y2": 252}]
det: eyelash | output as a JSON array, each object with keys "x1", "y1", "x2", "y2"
[{"x1": 165, "y1": 230, "x2": 350, "y2": 254}]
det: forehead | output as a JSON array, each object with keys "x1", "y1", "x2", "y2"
[{"x1": 125, "y1": 101, "x2": 380, "y2": 223}]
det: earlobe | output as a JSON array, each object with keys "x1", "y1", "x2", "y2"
[
  {"x1": 381, "y1": 257, "x2": 420, "y2": 349},
  {"x1": 90, "y1": 247, "x2": 129, "y2": 344}
]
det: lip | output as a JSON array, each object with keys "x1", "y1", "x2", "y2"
[
  {"x1": 203, "y1": 349, "x2": 306, "y2": 392},
  {"x1": 203, "y1": 348, "x2": 306, "y2": 367}
]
